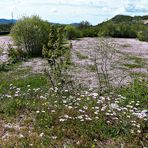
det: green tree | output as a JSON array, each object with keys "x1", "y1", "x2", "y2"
[
  {"x1": 79, "y1": 21, "x2": 91, "y2": 29},
  {"x1": 42, "y1": 25, "x2": 57, "y2": 63},
  {"x1": 42, "y1": 26, "x2": 65, "y2": 64},
  {"x1": 43, "y1": 26, "x2": 71, "y2": 91},
  {"x1": 11, "y1": 15, "x2": 50, "y2": 57},
  {"x1": 65, "y1": 25, "x2": 82, "y2": 40},
  {"x1": 137, "y1": 29, "x2": 148, "y2": 41}
]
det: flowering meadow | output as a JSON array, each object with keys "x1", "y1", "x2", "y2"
[
  {"x1": 0, "y1": 14, "x2": 148, "y2": 147},
  {"x1": 0, "y1": 70, "x2": 147, "y2": 147}
]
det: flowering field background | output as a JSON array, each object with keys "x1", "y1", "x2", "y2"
[{"x1": 0, "y1": 36, "x2": 148, "y2": 147}]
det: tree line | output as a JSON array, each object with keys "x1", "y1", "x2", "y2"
[{"x1": 0, "y1": 15, "x2": 148, "y2": 42}]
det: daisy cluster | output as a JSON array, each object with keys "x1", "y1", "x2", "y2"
[
  {"x1": 54, "y1": 90, "x2": 147, "y2": 135},
  {"x1": 1, "y1": 84, "x2": 147, "y2": 136}
]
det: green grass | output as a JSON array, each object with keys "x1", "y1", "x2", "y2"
[
  {"x1": 0, "y1": 69, "x2": 49, "y2": 94},
  {"x1": 117, "y1": 77, "x2": 148, "y2": 109},
  {"x1": 130, "y1": 71, "x2": 148, "y2": 78},
  {"x1": 123, "y1": 63, "x2": 144, "y2": 68},
  {"x1": 121, "y1": 43, "x2": 131, "y2": 48},
  {"x1": 0, "y1": 48, "x2": 3, "y2": 55},
  {"x1": 87, "y1": 64, "x2": 96, "y2": 72},
  {"x1": 123, "y1": 55, "x2": 146, "y2": 69},
  {"x1": 76, "y1": 51, "x2": 88, "y2": 60},
  {"x1": 0, "y1": 59, "x2": 147, "y2": 147}
]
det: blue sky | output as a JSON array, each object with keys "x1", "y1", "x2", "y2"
[{"x1": 0, "y1": 0, "x2": 148, "y2": 25}]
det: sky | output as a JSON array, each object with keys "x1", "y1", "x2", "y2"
[{"x1": 0, "y1": 0, "x2": 148, "y2": 25}]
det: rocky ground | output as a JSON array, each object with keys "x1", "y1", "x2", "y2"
[
  {"x1": 0, "y1": 36, "x2": 148, "y2": 147},
  {"x1": 0, "y1": 36, "x2": 148, "y2": 88},
  {"x1": 0, "y1": 36, "x2": 12, "y2": 62},
  {"x1": 70, "y1": 37, "x2": 148, "y2": 88}
]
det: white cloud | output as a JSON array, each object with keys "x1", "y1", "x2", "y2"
[
  {"x1": 51, "y1": 8, "x2": 58, "y2": 13},
  {"x1": 0, "y1": 0, "x2": 147, "y2": 25}
]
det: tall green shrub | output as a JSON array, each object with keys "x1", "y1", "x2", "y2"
[
  {"x1": 43, "y1": 25, "x2": 57, "y2": 64},
  {"x1": 65, "y1": 25, "x2": 82, "y2": 40},
  {"x1": 42, "y1": 26, "x2": 66, "y2": 63},
  {"x1": 137, "y1": 29, "x2": 148, "y2": 41},
  {"x1": 43, "y1": 26, "x2": 71, "y2": 92},
  {"x1": 11, "y1": 15, "x2": 50, "y2": 56}
]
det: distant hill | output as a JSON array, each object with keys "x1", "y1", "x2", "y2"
[
  {"x1": 94, "y1": 14, "x2": 148, "y2": 39},
  {"x1": 96, "y1": 15, "x2": 148, "y2": 28},
  {"x1": 0, "y1": 19, "x2": 17, "y2": 24},
  {"x1": 70, "y1": 23, "x2": 81, "y2": 27},
  {"x1": 110, "y1": 15, "x2": 148, "y2": 24}
]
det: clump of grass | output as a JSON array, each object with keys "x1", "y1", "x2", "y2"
[
  {"x1": 123, "y1": 55, "x2": 146, "y2": 69},
  {"x1": 87, "y1": 64, "x2": 96, "y2": 72},
  {"x1": 76, "y1": 51, "x2": 88, "y2": 60},
  {"x1": 130, "y1": 72, "x2": 148, "y2": 78},
  {"x1": 0, "y1": 48, "x2": 3, "y2": 55},
  {"x1": 0, "y1": 62, "x2": 10, "y2": 72},
  {"x1": 117, "y1": 77, "x2": 148, "y2": 109},
  {"x1": 121, "y1": 43, "x2": 131, "y2": 48},
  {"x1": 123, "y1": 63, "x2": 143, "y2": 68}
]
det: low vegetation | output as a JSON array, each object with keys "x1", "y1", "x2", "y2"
[
  {"x1": 76, "y1": 51, "x2": 88, "y2": 60},
  {"x1": 137, "y1": 29, "x2": 148, "y2": 42},
  {"x1": 0, "y1": 15, "x2": 148, "y2": 147},
  {"x1": 66, "y1": 15, "x2": 148, "y2": 41},
  {"x1": 0, "y1": 24, "x2": 12, "y2": 35},
  {"x1": 0, "y1": 68, "x2": 147, "y2": 147},
  {"x1": 1, "y1": 15, "x2": 148, "y2": 41},
  {"x1": 10, "y1": 16, "x2": 50, "y2": 57}
]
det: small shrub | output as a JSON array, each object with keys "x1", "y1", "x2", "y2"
[
  {"x1": 43, "y1": 26, "x2": 72, "y2": 93},
  {"x1": 0, "y1": 48, "x2": 3, "y2": 55},
  {"x1": 8, "y1": 44, "x2": 27, "y2": 63},
  {"x1": 137, "y1": 30, "x2": 148, "y2": 42},
  {"x1": 65, "y1": 25, "x2": 82, "y2": 40},
  {"x1": 11, "y1": 15, "x2": 50, "y2": 57},
  {"x1": 0, "y1": 62, "x2": 10, "y2": 71}
]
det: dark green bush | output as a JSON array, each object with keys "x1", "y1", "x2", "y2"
[
  {"x1": 10, "y1": 15, "x2": 50, "y2": 57},
  {"x1": 97, "y1": 21, "x2": 137, "y2": 38},
  {"x1": 137, "y1": 29, "x2": 148, "y2": 41},
  {"x1": 0, "y1": 24, "x2": 12, "y2": 33},
  {"x1": 43, "y1": 25, "x2": 69, "y2": 64},
  {"x1": 65, "y1": 25, "x2": 82, "y2": 39},
  {"x1": 0, "y1": 62, "x2": 10, "y2": 71},
  {"x1": 8, "y1": 43, "x2": 27, "y2": 63},
  {"x1": 81, "y1": 28, "x2": 97, "y2": 37}
]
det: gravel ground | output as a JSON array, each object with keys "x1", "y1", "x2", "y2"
[
  {"x1": 20, "y1": 58, "x2": 49, "y2": 73},
  {"x1": 0, "y1": 36, "x2": 148, "y2": 88},
  {"x1": 71, "y1": 37, "x2": 148, "y2": 88},
  {"x1": 0, "y1": 36, "x2": 12, "y2": 62},
  {"x1": 113, "y1": 38, "x2": 148, "y2": 59}
]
